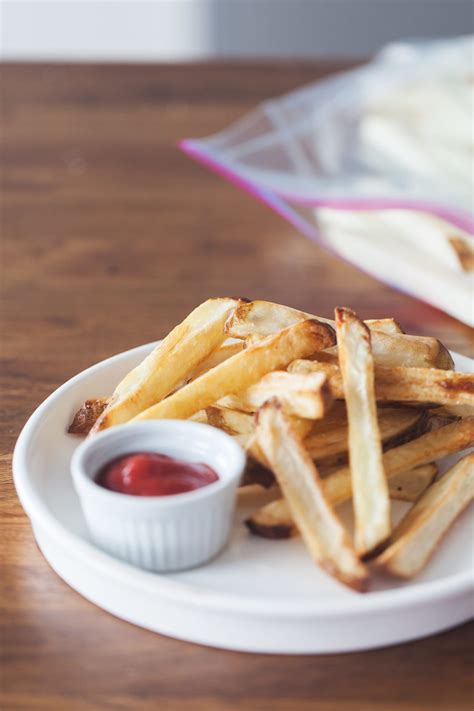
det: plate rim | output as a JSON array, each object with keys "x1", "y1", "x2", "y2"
[{"x1": 13, "y1": 342, "x2": 474, "y2": 619}]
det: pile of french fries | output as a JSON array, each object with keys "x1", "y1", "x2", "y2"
[{"x1": 69, "y1": 298, "x2": 474, "y2": 592}]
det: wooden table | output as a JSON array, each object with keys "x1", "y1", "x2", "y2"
[{"x1": 1, "y1": 62, "x2": 472, "y2": 711}]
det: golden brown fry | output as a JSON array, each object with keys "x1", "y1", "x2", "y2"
[
  {"x1": 226, "y1": 300, "x2": 400, "y2": 337},
  {"x1": 247, "y1": 463, "x2": 439, "y2": 539},
  {"x1": 240, "y1": 458, "x2": 276, "y2": 489},
  {"x1": 335, "y1": 307, "x2": 391, "y2": 555},
  {"x1": 325, "y1": 416, "x2": 474, "y2": 506},
  {"x1": 289, "y1": 361, "x2": 472, "y2": 408},
  {"x1": 305, "y1": 407, "x2": 423, "y2": 463},
  {"x1": 226, "y1": 300, "x2": 453, "y2": 369},
  {"x1": 246, "y1": 498, "x2": 296, "y2": 539},
  {"x1": 256, "y1": 399, "x2": 368, "y2": 591},
  {"x1": 206, "y1": 406, "x2": 255, "y2": 435},
  {"x1": 93, "y1": 297, "x2": 241, "y2": 431},
  {"x1": 187, "y1": 341, "x2": 245, "y2": 382},
  {"x1": 189, "y1": 410, "x2": 208, "y2": 424},
  {"x1": 218, "y1": 371, "x2": 333, "y2": 419},
  {"x1": 250, "y1": 416, "x2": 473, "y2": 521},
  {"x1": 374, "y1": 454, "x2": 474, "y2": 578},
  {"x1": 133, "y1": 319, "x2": 336, "y2": 422},
  {"x1": 365, "y1": 318, "x2": 404, "y2": 334},
  {"x1": 68, "y1": 398, "x2": 109, "y2": 435},
  {"x1": 369, "y1": 331, "x2": 453, "y2": 369},
  {"x1": 388, "y1": 463, "x2": 437, "y2": 502}
]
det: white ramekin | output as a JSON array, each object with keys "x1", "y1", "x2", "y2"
[{"x1": 71, "y1": 420, "x2": 246, "y2": 572}]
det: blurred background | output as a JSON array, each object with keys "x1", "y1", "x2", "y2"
[{"x1": 1, "y1": 0, "x2": 472, "y2": 62}]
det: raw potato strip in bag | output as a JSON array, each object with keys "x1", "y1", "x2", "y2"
[
  {"x1": 256, "y1": 400, "x2": 368, "y2": 591},
  {"x1": 246, "y1": 464, "x2": 438, "y2": 539},
  {"x1": 335, "y1": 307, "x2": 391, "y2": 555},
  {"x1": 218, "y1": 371, "x2": 333, "y2": 419},
  {"x1": 225, "y1": 300, "x2": 453, "y2": 369},
  {"x1": 375, "y1": 454, "x2": 474, "y2": 578},
  {"x1": 93, "y1": 297, "x2": 241, "y2": 431},
  {"x1": 134, "y1": 320, "x2": 336, "y2": 422},
  {"x1": 289, "y1": 361, "x2": 474, "y2": 408}
]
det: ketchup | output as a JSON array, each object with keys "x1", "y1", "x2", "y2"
[{"x1": 96, "y1": 452, "x2": 219, "y2": 496}]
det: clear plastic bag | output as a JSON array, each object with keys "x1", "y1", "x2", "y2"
[{"x1": 181, "y1": 37, "x2": 473, "y2": 326}]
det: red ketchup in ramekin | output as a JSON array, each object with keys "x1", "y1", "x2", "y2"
[{"x1": 95, "y1": 452, "x2": 219, "y2": 497}]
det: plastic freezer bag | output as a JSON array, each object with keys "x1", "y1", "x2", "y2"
[{"x1": 181, "y1": 37, "x2": 473, "y2": 326}]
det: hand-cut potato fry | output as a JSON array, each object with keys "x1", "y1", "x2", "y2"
[
  {"x1": 365, "y1": 318, "x2": 404, "y2": 334},
  {"x1": 432, "y1": 404, "x2": 474, "y2": 418},
  {"x1": 256, "y1": 400, "x2": 368, "y2": 591},
  {"x1": 226, "y1": 300, "x2": 400, "y2": 337},
  {"x1": 92, "y1": 298, "x2": 241, "y2": 431},
  {"x1": 68, "y1": 398, "x2": 109, "y2": 435},
  {"x1": 187, "y1": 341, "x2": 245, "y2": 382},
  {"x1": 336, "y1": 307, "x2": 391, "y2": 555},
  {"x1": 246, "y1": 497, "x2": 296, "y2": 539},
  {"x1": 218, "y1": 371, "x2": 333, "y2": 419},
  {"x1": 374, "y1": 454, "x2": 474, "y2": 578},
  {"x1": 188, "y1": 410, "x2": 208, "y2": 424},
  {"x1": 289, "y1": 361, "x2": 472, "y2": 408},
  {"x1": 369, "y1": 331, "x2": 453, "y2": 369},
  {"x1": 226, "y1": 300, "x2": 453, "y2": 369},
  {"x1": 325, "y1": 416, "x2": 474, "y2": 506},
  {"x1": 133, "y1": 319, "x2": 336, "y2": 422},
  {"x1": 388, "y1": 463, "x2": 437, "y2": 502},
  {"x1": 305, "y1": 407, "x2": 424, "y2": 463},
  {"x1": 243, "y1": 413, "x2": 458, "y2": 517},
  {"x1": 206, "y1": 406, "x2": 255, "y2": 435},
  {"x1": 246, "y1": 463, "x2": 439, "y2": 538},
  {"x1": 240, "y1": 458, "x2": 276, "y2": 489}
]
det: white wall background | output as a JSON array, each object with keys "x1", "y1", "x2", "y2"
[{"x1": 1, "y1": 0, "x2": 472, "y2": 61}]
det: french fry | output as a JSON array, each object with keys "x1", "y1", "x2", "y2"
[
  {"x1": 68, "y1": 398, "x2": 109, "y2": 435},
  {"x1": 240, "y1": 458, "x2": 276, "y2": 489},
  {"x1": 250, "y1": 416, "x2": 474, "y2": 536},
  {"x1": 325, "y1": 416, "x2": 474, "y2": 506},
  {"x1": 187, "y1": 341, "x2": 245, "y2": 381},
  {"x1": 92, "y1": 298, "x2": 241, "y2": 431},
  {"x1": 189, "y1": 410, "x2": 208, "y2": 424},
  {"x1": 206, "y1": 406, "x2": 255, "y2": 435},
  {"x1": 256, "y1": 399, "x2": 368, "y2": 591},
  {"x1": 226, "y1": 300, "x2": 453, "y2": 369},
  {"x1": 217, "y1": 371, "x2": 333, "y2": 419},
  {"x1": 365, "y1": 318, "x2": 404, "y2": 334},
  {"x1": 369, "y1": 330, "x2": 453, "y2": 369},
  {"x1": 289, "y1": 361, "x2": 473, "y2": 408},
  {"x1": 247, "y1": 463, "x2": 439, "y2": 539},
  {"x1": 246, "y1": 498, "x2": 296, "y2": 539},
  {"x1": 335, "y1": 307, "x2": 391, "y2": 555},
  {"x1": 374, "y1": 454, "x2": 474, "y2": 578},
  {"x1": 226, "y1": 300, "x2": 400, "y2": 337},
  {"x1": 133, "y1": 319, "x2": 336, "y2": 422},
  {"x1": 305, "y1": 407, "x2": 424, "y2": 463},
  {"x1": 388, "y1": 463, "x2": 437, "y2": 502}
]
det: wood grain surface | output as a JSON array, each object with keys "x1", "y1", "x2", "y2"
[{"x1": 1, "y1": 62, "x2": 473, "y2": 711}]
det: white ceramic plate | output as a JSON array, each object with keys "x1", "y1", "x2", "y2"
[{"x1": 13, "y1": 344, "x2": 474, "y2": 654}]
